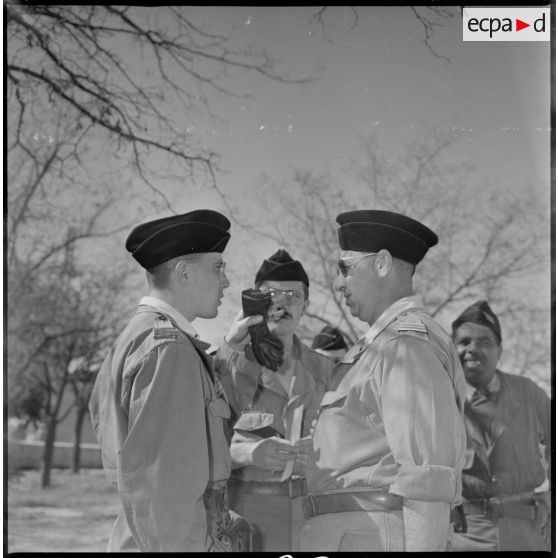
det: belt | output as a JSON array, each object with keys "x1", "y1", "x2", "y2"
[
  {"x1": 302, "y1": 491, "x2": 403, "y2": 520},
  {"x1": 463, "y1": 498, "x2": 536, "y2": 521},
  {"x1": 228, "y1": 477, "x2": 307, "y2": 498}
]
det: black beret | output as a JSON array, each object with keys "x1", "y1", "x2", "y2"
[
  {"x1": 336, "y1": 210, "x2": 438, "y2": 265},
  {"x1": 311, "y1": 325, "x2": 348, "y2": 351},
  {"x1": 255, "y1": 249, "x2": 309, "y2": 287},
  {"x1": 126, "y1": 209, "x2": 231, "y2": 269},
  {"x1": 451, "y1": 300, "x2": 502, "y2": 342}
]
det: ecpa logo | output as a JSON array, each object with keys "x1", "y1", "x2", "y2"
[{"x1": 463, "y1": 7, "x2": 550, "y2": 41}]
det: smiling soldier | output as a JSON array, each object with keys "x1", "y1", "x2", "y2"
[
  {"x1": 449, "y1": 300, "x2": 551, "y2": 551},
  {"x1": 213, "y1": 249, "x2": 335, "y2": 551}
]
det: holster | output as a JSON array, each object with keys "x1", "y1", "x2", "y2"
[
  {"x1": 203, "y1": 484, "x2": 256, "y2": 552},
  {"x1": 451, "y1": 504, "x2": 468, "y2": 533}
]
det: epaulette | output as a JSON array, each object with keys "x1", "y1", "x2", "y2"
[
  {"x1": 153, "y1": 314, "x2": 181, "y2": 341},
  {"x1": 396, "y1": 312, "x2": 428, "y2": 335}
]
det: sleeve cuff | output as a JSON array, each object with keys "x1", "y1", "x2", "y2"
[
  {"x1": 389, "y1": 464, "x2": 462, "y2": 505},
  {"x1": 217, "y1": 339, "x2": 248, "y2": 368}
]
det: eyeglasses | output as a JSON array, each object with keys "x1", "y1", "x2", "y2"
[
  {"x1": 337, "y1": 252, "x2": 378, "y2": 277},
  {"x1": 214, "y1": 261, "x2": 227, "y2": 277},
  {"x1": 261, "y1": 288, "x2": 304, "y2": 303}
]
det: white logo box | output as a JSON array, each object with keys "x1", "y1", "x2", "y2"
[{"x1": 463, "y1": 7, "x2": 550, "y2": 41}]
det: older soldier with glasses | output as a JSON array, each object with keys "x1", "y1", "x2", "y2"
[
  {"x1": 89, "y1": 210, "x2": 251, "y2": 552},
  {"x1": 213, "y1": 249, "x2": 335, "y2": 551},
  {"x1": 300, "y1": 209, "x2": 467, "y2": 552}
]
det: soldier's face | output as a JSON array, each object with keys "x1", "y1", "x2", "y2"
[
  {"x1": 453, "y1": 322, "x2": 502, "y2": 388},
  {"x1": 187, "y1": 253, "x2": 230, "y2": 319},
  {"x1": 258, "y1": 280, "x2": 307, "y2": 338},
  {"x1": 334, "y1": 250, "x2": 380, "y2": 325}
]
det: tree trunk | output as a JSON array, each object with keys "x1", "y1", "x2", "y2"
[
  {"x1": 41, "y1": 417, "x2": 57, "y2": 487},
  {"x1": 72, "y1": 404, "x2": 87, "y2": 473}
]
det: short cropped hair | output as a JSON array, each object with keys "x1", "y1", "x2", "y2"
[
  {"x1": 147, "y1": 253, "x2": 203, "y2": 289},
  {"x1": 393, "y1": 257, "x2": 416, "y2": 277}
]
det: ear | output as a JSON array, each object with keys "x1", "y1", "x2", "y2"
[
  {"x1": 302, "y1": 298, "x2": 310, "y2": 313},
  {"x1": 375, "y1": 249, "x2": 393, "y2": 278},
  {"x1": 496, "y1": 343, "x2": 503, "y2": 362},
  {"x1": 175, "y1": 259, "x2": 189, "y2": 284}
]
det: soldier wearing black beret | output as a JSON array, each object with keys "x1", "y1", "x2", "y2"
[
  {"x1": 90, "y1": 209, "x2": 250, "y2": 551},
  {"x1": 212, "y1": 248, "x2": 335, "y2": 551},
  {"x1": 301, "y1": 209, "x2": 467, "y2": 552},
  {"x1": 450, "y1": 300, "x2": 550, "y2": 551}
]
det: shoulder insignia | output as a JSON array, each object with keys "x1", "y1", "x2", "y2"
[
  {"x1": 153, "y1": 314, "x2": 181, "y2": 340},
  {"x1": 397, "y1": 312, "x2": 428, "y2": 334}
]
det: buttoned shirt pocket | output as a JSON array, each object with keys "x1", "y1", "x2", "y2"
[
  {"x1": 232, "y1": 411, "x2": 280, "y2": 440},
  {"x1": 320, "y1": 390, "x2": 347, "y2": 409}
]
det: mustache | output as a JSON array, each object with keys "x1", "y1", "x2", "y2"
[{"x1": 269, "y1": 309, "x2": 291, "y2": 321}]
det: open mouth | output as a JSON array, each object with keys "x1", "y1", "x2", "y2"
[{"x1": 464, "y1": 359, "x2": 482, "y2": 367}]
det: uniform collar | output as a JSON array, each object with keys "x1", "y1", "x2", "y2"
[
  {"x1": 465, "y1": 370, "x2": 501, "y2": 401},
  {"x1": 362, "y1": 295, "x2": 424, "y2": 345},
  {"x1": 341, "y1": 295, "x2": 423, "y2": 363},
  {"x1": 139, "y1": 295, "x2": 198, "y2": 338}
]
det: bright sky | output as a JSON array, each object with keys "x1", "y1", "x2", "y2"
[{"x1": 114, "y1": 6, "x2": 551, "y2": 345}]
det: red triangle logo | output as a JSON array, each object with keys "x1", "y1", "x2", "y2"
[{"x1": 516, "y1": 19, "x2": 530, "y2": 31}]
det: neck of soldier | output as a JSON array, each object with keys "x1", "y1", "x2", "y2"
[
  {"x1": 148, "y1": 286, "x2": 197, "y2": 323},
  {"x1": 275, "y1": 334, "x2": 296, "y2": 378},
  {"x1": 368, "y1": 282, "x2": 414, "y2": 326}
]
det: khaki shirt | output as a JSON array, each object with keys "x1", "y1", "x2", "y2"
[
  {"x1": 214, "y1": 336, "x2": 335, "y2": 482},
  {"x1": 306, "y1": 296, "x2": 467, "y2": 504},
  {"x1": 89, "y1": 304, "x2": 231, "y2": 551}
]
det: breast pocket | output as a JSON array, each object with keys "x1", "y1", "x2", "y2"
[
  {"x1": 320, "y1": 390, "x2": 348, "y2": 409},
  {"x1": 208, "y1": 397, "x2": 231, "y2": 420},
  {"x1": 232, "y1": 411, "x2": 281, "y2": 439}
]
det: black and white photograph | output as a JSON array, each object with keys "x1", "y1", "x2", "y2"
[{"x1": 5, "y1": 3, "x2": 553, "y2": 553}]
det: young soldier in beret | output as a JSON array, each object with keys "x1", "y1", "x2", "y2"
[
  {"x1": 300, "y1": 210, "x2": 467, "y2": 552},
  {"x1": 89, "y1": 210, "x2": 237, "y2": 552},
  {"x1": 449, "y1": 300, "x2": 550, "y2": 551},
  {"x1": 213, "y1": 249, "x2": 335, "y2": 551}
]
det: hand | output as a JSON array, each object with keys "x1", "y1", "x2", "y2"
[
  {"x1": 241, "y1": 289, "x2": 284, "y2": 370},
  {"x1": 250, "y1": 437, "x2": 298, "y2": 471},
  {"x1": 224, "y1": 310, "x2": 263, "y2": 350},
  {"x1": 292, "y1": 435, "x2": 312, "y2": 475},
  {"x1": 533, "y1": 491, "x2": 550, "y2": 546}
]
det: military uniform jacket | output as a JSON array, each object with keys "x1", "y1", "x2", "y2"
[
  {"x1": 306, "y1": 296, "x2": 467, "y2": 504},
  {"x1": 214, "y1": 336, "x2": 335, "y2": 482},
  {"x1": 463, "y1": 370, "x2": 550, "y2": 498},
  {"x1": 89, "y1": 303, "x2": 231, "y2": 551}
]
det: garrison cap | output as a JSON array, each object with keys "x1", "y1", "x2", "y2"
[
  {"x1": 126, "y1": 209, "x2": 231, "y2": 269},
  {"x1": 451, "y1": 300, "x2": 502, "y2": 343},
  {"x1": 255, "y1": 249, "x2": 309, "y2": 287},
  {"x1": 311, "y1": 325, "x2": 348, "y2": 351},
  {"x1": 336, "y1": 210, "x2": 438, "y2": 265}
]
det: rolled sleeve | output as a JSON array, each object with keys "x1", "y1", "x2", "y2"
[
  {"x1": 380, "y1": 335, "x2": 466, "y2": 505},
  {"x1": 213, "y1": 342, "x2": 262, "y2": 414},
  {"x1": 390, "y1": 463, "x2": 462, "y2": 504}
]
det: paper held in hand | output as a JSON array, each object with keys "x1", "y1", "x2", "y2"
[{"x1": 281, "y1": 404, "x2": 304, "y2": 482}]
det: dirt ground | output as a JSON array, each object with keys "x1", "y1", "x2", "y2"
[{"x1": 7, "y1": 468, "x2": 120, "y2": 553}]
